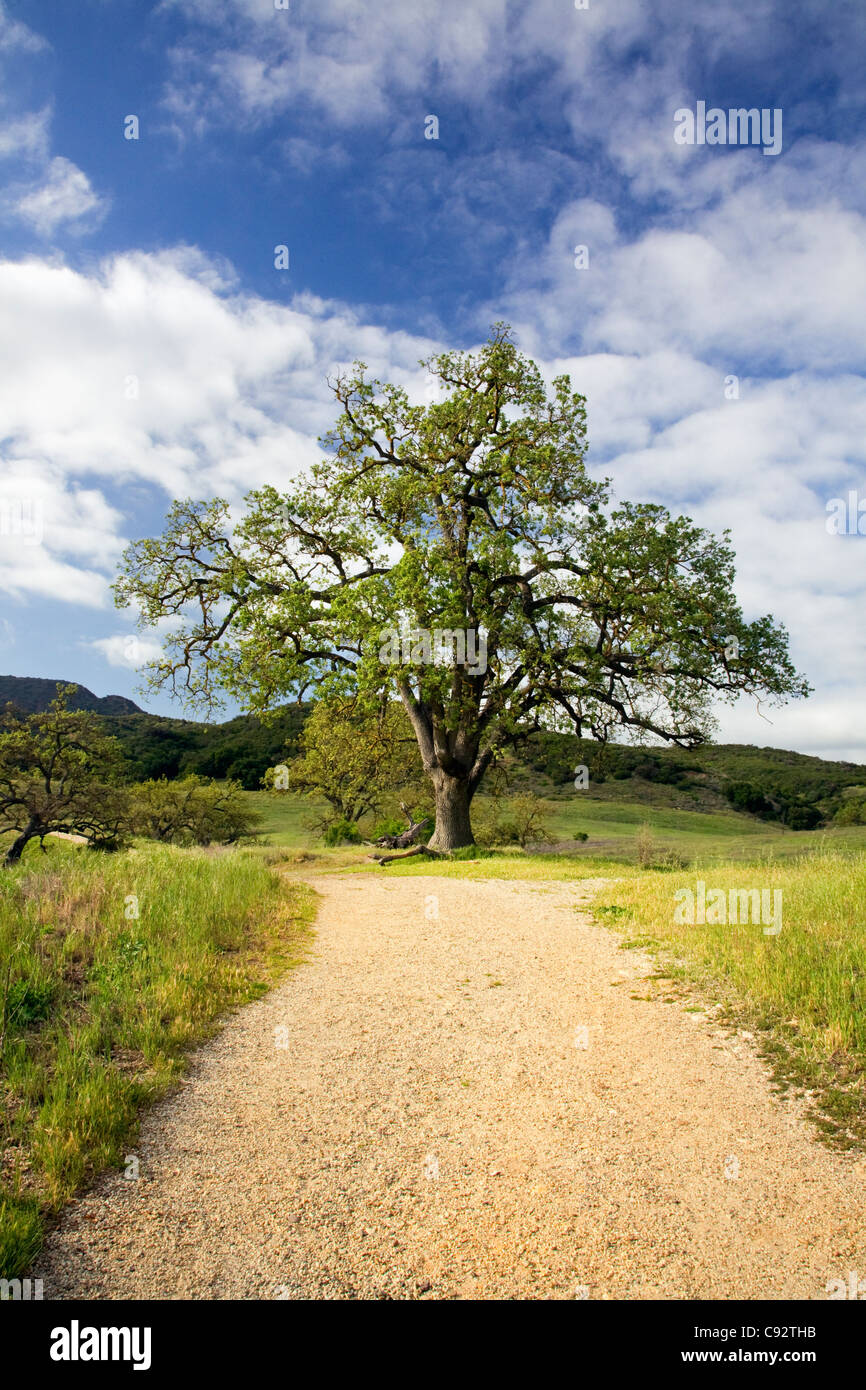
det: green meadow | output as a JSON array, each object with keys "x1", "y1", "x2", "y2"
[{"x1": 251, "y1": 786, "x2": 866, "y2": 865}]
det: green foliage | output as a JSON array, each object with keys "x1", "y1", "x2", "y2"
[
  {"x1": 269, "y1": 698, "x2": 423, "y2": 824},
  {"x1": 472, "y1": 793, "x2": 549, "y2": 847},
  {"x1": 370, "y1": 815, "x2": 410, "y2": 840},
  {"x1": 0, "y1": 687, "x2": 130, "y2": 864},
  {"x1": 725, "y1": 780, "x2": 775, "y2": 816},
  {"x1": 508, "y1": 792, "x2": 552, "y2": 847},
  {"x1": 2, "y1": 978, "x2": 54, "y2": 1031},
  {"x1": 100, "y1": 705, "x2": 308, "y2": 786},
  {"x1": 723, "y1": 779, "x2": 824, "y2": 830},
  {"x1": 130, "y1": 775, "x2": 260, "y2": 846},
  {"x1": 115, "y1": 326, "x2": 809, "y2": 849},
  {"x1": 321, "y1": 819, "x2": 363, "y2": 846}
]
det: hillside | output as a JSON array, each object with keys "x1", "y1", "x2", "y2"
[
  {"x1": 0, "y1": 675, "x2": 142, "y2": 716},
  {"x1": 518, "y1": 732, "x2": 866, "y2": 827},
  {"x1": 100, "y1": 706, "x2": 309, "y2": 786},
  {"x1": 3, "y1": 674, "x2": 864, "y2": 825}
]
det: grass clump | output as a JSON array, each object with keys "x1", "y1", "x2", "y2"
[{"x1": 0, "y1": 841, "x2": 313, "y2": 1278}]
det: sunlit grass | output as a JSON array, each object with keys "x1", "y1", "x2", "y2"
[
  {"x1": 596, "y1": 850, "x2": 866, "y2": 1147},
  {"x1": 248, "y1": 789, "x2": 866, "y2": 865},
  {"x1": 0, "y1": 840, "x2": 313, "y2": 1278}
]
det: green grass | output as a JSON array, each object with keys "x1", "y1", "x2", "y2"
[
  {"x1": 337, "y1": 851, "x2": 637, "y2": 881},
  {"x1": 248, "y1": 788, "x2": 866, "y2": 866},
  {"x1": 245, "y1": 789, "x2": 329, "y2": 846},
  {"x1": 537, "y1": 795, "x2": 866, "y2": 862},
  {"x1": 594, "y1": 851, "x2": 866, "y2": 1148},
  {"x1": 0, "y1": 840, "x2": 314, "y2": 1278}
]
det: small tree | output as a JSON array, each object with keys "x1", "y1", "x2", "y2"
[
  {"x1": 0, "y1": 688, "x2": 129, "y2": 866},
  {"x1": 131, "y1": 775, "x2": 260, "y2": 845},
  {"x1": 265, "y1": 698, "x2": 423, "y2": 825},
  {"x1": 509, "y1": 792, "x2": 552, "y2": 847}
]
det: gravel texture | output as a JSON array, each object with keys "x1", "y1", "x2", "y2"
[{"x1": 38, "y1": 874, "x2": 866, "y2": 1300}]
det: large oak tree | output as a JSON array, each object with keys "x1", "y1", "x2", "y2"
[{"x1": 115, "y1": 326, "x2": 809, "y2": 849}]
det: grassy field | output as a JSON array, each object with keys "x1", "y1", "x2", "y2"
[
  {"x1": 251, "y1": 787, "x2": 866, "y2": 865},
  {"x1": 0, "y1": 839, "x2": 314, "y2": 1279},
  {"x1": 245, "y1": 789, "x2": 329, "y2": 846}
]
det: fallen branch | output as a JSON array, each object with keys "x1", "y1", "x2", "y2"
[
  {"x1": 366, "y1": 844, "x2": 447, "y2": 866},
  {"x1": 366, "y1": 802, "x2": 433, "y2": 851}
]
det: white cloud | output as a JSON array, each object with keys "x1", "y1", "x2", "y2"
[
  {"x1": 0, "y1": 249, "x2": 440, "y2": 608},
  {"x1": 0, "y1": 8, "x2": 108, "y2": 241},
  {"x1": 0, "y1": 459, "x2": 124, "y2": 607},
  {"x1": 0, "y1": 107, "x2": 50, "y2": 161},
  {"x1": 498, "y1": 174, "x2": 866, "y2": 373},
  {"x1": 161, "y1": 0, "x2": 512, "y2": 131},
  {"x1": 8, "y1": 155, "x2": 107, "y2": 236},
  {"x1": 91, "y1": 633, "x2": 166, "y2": 671},
  {"x1": 0, "y1": 1, "x2": 46, "y2": 55},
  {"x1": 715, "y1": 695, "x2": 866, "y2": 765}
]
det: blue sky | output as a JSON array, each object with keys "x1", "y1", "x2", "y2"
[{"x1": 0, "y1": 0, "x2": 864, "y2": 756}]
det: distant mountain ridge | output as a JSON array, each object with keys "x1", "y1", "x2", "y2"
[{"x1": 0, "y1": 675, "x2": 143, "y2": 715}]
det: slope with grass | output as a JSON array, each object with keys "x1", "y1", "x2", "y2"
[
  {"x1": 251, "y1": 784, "x2": 866, "y2": 867},
  {"x1": 594, "y1": 851, "x2": 866, "y2": 1149},
  {"x1": 0, "y1": 841, "x2": 313, "y2": 1278}
]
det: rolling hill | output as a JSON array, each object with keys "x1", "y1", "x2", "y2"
[{"x1": 0, "y1": 675, "x2": 143, "y2": 716}]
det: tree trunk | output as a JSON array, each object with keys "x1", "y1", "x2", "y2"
[
  {"x1": 4, "y1": 822, "x2": 38, "y2": 866},
  {"x1": 428, "y1": 771, "x2": 474, "y2": 850}
]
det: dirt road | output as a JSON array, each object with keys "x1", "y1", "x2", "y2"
[{"x1": 39, "y1": 875, "x2": 866, "y2": 1299}]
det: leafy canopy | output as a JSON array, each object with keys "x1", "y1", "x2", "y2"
[
  {"x1": 130, "y1": 775, "x2": 260, "y2": 846},
  {"x1": 265, "y1": 698, "x2": 422, "y2": 824},
  {"x1": 115, "y1": 325, "x2": 809, "y2": 800}
]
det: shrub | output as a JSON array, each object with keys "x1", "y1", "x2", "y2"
[
  {"x1": 509, "y1": 793, "x2": 552, "y2": 847},
  {"x1": 130, "y1": 775, "x2": 260, "y2": 846},
  {"x1": 781, "y1": 803, "x2": 824, "y2": 831},
  {"x1": 370, "y1": 816, "x2": 407, "y2": 841},
  {"x1": 321, "y1": 819, "x2": 362, "y2": 847},
  {"x1": 835, "y1": 799, "x2": 866, "y2": 827},
  {"x1": 635, "y1": 823, "x2": 655, "y2": 867}
]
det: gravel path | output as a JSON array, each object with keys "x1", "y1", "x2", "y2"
[{"x1": 39, "y1": 874, "x2": 866, "y2": 1300}]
